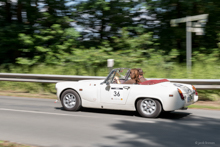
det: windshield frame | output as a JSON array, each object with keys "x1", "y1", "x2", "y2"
[{"x1": 101, "y1": 68, "x2": 131, "y2": 84}]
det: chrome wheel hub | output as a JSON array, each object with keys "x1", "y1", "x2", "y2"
[
  {"x1": 63, "y1": 93, "x2": 76, "y2": 108},
  {"x1": 141, "y1": 99, "x2": 156, "y2": 115}
]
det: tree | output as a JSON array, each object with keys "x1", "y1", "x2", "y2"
[
  {"x1": 72, "y1": 0, "x2": 150, "y2": 47},
  {"x1": 0, "y1": 0, "x2": 71, "y2": 65},
  {"x1": 145, "y1": 0, "x2": 220, "y2": 62},
  {"x1": 17, "y1": 22, "x2": 80, "y2": 66}
]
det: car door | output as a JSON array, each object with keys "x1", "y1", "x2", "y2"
[{"x1": 100, "y1": 83, "x2": 132, "y2": 104}]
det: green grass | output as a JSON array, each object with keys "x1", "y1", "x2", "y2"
[
  {"x1": 188, "y1": 105, "x2": 220, "y2": 110},
  {"x1": 0, "y1": 63, "x2": 220, "y2": 101}
]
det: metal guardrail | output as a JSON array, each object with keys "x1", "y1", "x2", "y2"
[
  {"x1": 0, "y1": 73, "x2": 106, "y2": 83},
  {"x1": 0, "y1": 73, "x2": 220, "y2": 90}
]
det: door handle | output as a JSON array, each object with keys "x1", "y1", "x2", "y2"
[{"x1": 123, "y1": 86, "x2": 130, "y2": 90}]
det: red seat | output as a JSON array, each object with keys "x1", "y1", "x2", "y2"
[{"x1": 139, "y1": 79, "x2": 169, "y2": 85}]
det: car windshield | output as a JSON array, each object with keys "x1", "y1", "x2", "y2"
[{"x1": 105, "y1": 68, "x2": 130, "y2": 84}]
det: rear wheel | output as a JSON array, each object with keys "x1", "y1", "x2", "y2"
[
  {"x1": 136, "y1": 98, "x2": 162, "y2": 118},
  {"x1": 61, "y1": 90, "x2": 81, "y2": 111}
]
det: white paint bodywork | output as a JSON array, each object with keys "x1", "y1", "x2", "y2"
[{"x1": 56, "y1": 79, "x2": 198, "y2": 111}]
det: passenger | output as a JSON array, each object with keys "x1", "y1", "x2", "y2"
[
  {"x1": 123, "y1": 68, "x2": 140, "y2": 84},
  {"x1": 137, "y1": 68, "x2": 147, "y2": 83}
]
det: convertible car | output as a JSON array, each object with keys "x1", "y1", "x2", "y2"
[{"x1": 55, "y1": 68, "x2": 198, "y2": 118}]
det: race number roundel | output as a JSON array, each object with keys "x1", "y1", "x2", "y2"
[{"x1": 111, "y1": 88, "x2": 123, "y2": 100}]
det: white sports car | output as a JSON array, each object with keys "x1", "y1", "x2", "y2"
[{"x1": 55, "y1": 68, "x2": 198, "y2": 118}]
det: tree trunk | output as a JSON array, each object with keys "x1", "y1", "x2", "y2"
[
  {"x1": 6, "y1": 1, "x2": 12, "y2": 23},
  {"x1": 17, "y1": 0, "x2": 22, "y2": 23}
]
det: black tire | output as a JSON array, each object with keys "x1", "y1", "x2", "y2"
[
  {"x1": 61, "y1": 89, "x2": 81, "y2": 111},
  {"x1": 136, "y1": 98, "x2": 162, "y2": 118}
]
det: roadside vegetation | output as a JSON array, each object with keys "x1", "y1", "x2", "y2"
[
  {"x1": 0, "y1": 32, "x2": 220, "y2": 101},
  {"x1": 0, "y1": 1, "x2": 220, "y2": 102},
  {"x1": 0, "y1": 60, "x2": 220, "y2": 101},
  {"x1": 0, "y1": 140, "x2": 36, "y2": 147},
  {"x1": 188, "y1": 105, "x2": 220, "y2": 110}
]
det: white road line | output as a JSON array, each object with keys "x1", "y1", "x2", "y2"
[
  {"x1": 0, "y1": 108, "x2": 154, "y2": 123},
  {"x1": 0, "y1": 108, "x2": 97, "y2": 118}
]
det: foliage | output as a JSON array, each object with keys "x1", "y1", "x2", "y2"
[
  {"x1": 0, "y1": 0, "x2": 220, "y2": 101},
  {"x1": 1, "y1": 0, "x2": 220, "y2": 66},
  {"x1": 17, "y1": 19, "x2": 80, "y2": 67},
  {"x1": 72, "y1": 0, "x2": 147, "y2": 46},
  {"x1": 1, "y1": 59, "x2": 220, "y2": 101},
  {"x1": 145, "y1": 0, "x2": 220, "y2": 62},
  {"x1": 0, "y1": 0, "x2": 70, "y2": 65}
]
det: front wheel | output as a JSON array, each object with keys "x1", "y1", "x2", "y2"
[
  {"x1": 61, "y1": 90, "x2": 81, "y2": 111},
  {"x1": 136, "y1": 98, "x2": 162, "y2": 118}
]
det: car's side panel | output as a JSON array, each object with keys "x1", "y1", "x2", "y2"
[
  {"x1": 82, "y1": 99, "x2": 135, "y2": 111},
  {"x1": 125, "y1": 83, "x2": 186, "y2": 111},
  {"x1": 78, "y1": 82, "x2": 98, "y2": 103},
  {"x1": 98, "y1": 82, "x2": 184, "y2": 111},
  {"x1": 100, "y1": 84, "x2": 132, "y2": 104},
  {"x1": 56, "y1": 82, "x2": 81, "y2": 100},
  {"x1": 81, "y1": 98, "x2": 102, "y2": 108},
  {"x1": 56, "y1": 80, "x2": 197, "y2": 112},
  {"x1": 56, "y1": 80, "x2": 102, "y2": 108}
]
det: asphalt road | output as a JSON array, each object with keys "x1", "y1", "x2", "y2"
[{"x1": 0, "y1": 96, "x2": 219, "y2": 147}]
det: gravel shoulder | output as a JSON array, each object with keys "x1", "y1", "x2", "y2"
[
  {"x1": 0, "y1": 90, "x2": 56, "y2": 99},
  {"x1": 0, "y1": 140, "x2": 37, "y2": 147},
  {"x1": 189, "y1": 100, "x2": 220, "y2": 110}
]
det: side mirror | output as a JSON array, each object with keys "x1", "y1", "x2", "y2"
[{"x1": 106, "y1": 81, "x2": 110, "y2": 86}]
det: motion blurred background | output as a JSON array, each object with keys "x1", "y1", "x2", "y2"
[{"x1": 0, "y1": 0, "x2": 219, "y2": 100}]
